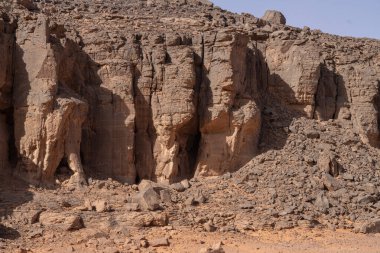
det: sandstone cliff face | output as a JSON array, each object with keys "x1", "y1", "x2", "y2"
[
  {"x1": 265, "y1": 31, "x2": 380, "y2": 147},
  {"x1": 0, "y1": 0, "x2": 379, "y2": 186},
  {"x1": 12, "y1": 15, "x2": 88, "y2": 184},
  {"x1": 196, "y1": 30, "x2": 262, "y2": 177},
  {"x1": 0, "y1": 15, "x2": 15, "y2": 172},
  {"x1": 79, "y1": 29, "x2": 263, "y2": 183}
]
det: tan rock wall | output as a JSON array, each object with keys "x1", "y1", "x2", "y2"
[
  {"x1": 195, "y1": 30, "x2": 262, "y2": 176},
  {"x1": 265, "y1": 36, "x2": 380, "y2": 148},
  {"x1": 2, "y1": 1, "x2": 380, "y2": 185},
  {"x1": 0, "y1": 17, "x2": 15, "y2": 172},
  {"x1": 13, "y1": 16, "x2": 88, "y2": 184}
]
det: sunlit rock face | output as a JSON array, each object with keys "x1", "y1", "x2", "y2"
[{"x1": 0, "y1": 1, "x2": 379, "y2": 185}]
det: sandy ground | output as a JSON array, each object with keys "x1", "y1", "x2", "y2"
[
  {"x1": 20, "y1": 227, "x2": 380, "y2": 253},
  {"x1": 162, "y1": 228, "x2": 380, "y2": 253}
]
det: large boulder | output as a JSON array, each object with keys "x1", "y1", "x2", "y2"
[{"x1": 262, "y1": 10, "x2": 286, "y2": 25}]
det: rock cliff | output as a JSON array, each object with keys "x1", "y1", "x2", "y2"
[{"x1": 0, "y1": 0, "x2": 379, "y2": 186}]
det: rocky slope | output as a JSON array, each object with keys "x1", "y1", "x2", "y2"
[{"x1": 0, "y1": 0, "x2": 380, "y2": 251}]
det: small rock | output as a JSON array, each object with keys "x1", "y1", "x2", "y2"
[
  {"x1": 135, "y1": 187, "x2": 161, "y2": 211},
  {"x1": 93, "y1": 200, "x2": 111, "y2": 212},
  {"x1": 305, "y1": 130, "x2": 320, "y2": 139},
  {"x1": 194, "y1": 190, "x2": 207, "y2": 204},
  {"x1": 66, "y1": 215, "x2": 85, "y2": 231},
  {"x1": 297, "y1": 220, "x2": 314, "y2": 228},
  {"x1": 171, "y1": 183, "x2": 186, "y2": 192},
  {"x1": 322, "y1": 173, "x2": 342, "y2": 191},
  {"x1": 204, "y1": 220, "x2": 217, "y2": 232},
  {"x1": 151, "y1": 212, "x2": 169, "y2": 227},
  {"x1": 185, "y1": 197, "x2": 196, "y2": 206},
  {"x1": 61, "y1": 201, "x2": 72, "y2": 208},
  {"x1": 315, "y1": 192, "x2": 329, "y2": 212},
  {"x1": 97, "y1": 181, "x2": 106, "y2": 189},
  {"x1": 180, "y1": 179, "x2": 191, "y2": 189},
  {"x1": 139, "y1": 238, "x2": 149, "y2": 248},
  {"x1": 239, "y1": 201, "x2": 255, "y2": 209},
  {"x1": 356, "y1": 220, "x2": 380, "y2": 234},
  {"x1": 199, "y1": 242, "x2": 225, "y2": 253},
  {"x1": 149, "y1": 237, "x2": 169, "y2": 247},
  {"x1": 221, "y1": 172, "x2": 232, "y2": 180},
  {"x1": 83, "y1": 199, "x2": 93, "y2": 211},
  {"x1": 30, "y1": 209, "x2": 45, "y2": 224},
  {"x1": 125, "y1": 203, "x2": 140, "y2": 211},
  {"x1": 138, "y1": 180, "x2": 167, "y2": 192},
  {"x1": 39, "y1": 212, "x2": 84, "y2": 231},
  {"x1": 357, "y1": 195, "x2": 376, "y2": 205},
  {"x1": 275, "y1": 221, "x2": 294, "y2": 230},
  {"x1": 318, "y1": 151, "x2": 339, "y2": 177},
  {"x1": 15, "y1": 249, "x2": 29, "y2": 253},
  {"x1": 342, "y1": 173, "x2": 354, "y2": 181},
  {"x1": 28, "y1": 228, "x2": 43, "y2": 239},
  {"x1": 159, "y1": 189, "x2": 172, "y2": 203},
  {"x1": 278, "y1": 207, "x2": 294, "y2": 216}
]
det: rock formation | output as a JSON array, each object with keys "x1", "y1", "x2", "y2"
[
  {"x1": 195, "y1": 30, "x2": 262, "y2": 177},
  {"x1": 1, "y1": 1, "x2": 380, "y2": 251},
  {"x1": 0, "y1": 14, "x2": 16, "y2": 173},
  {"x1": 0, "y1": 0, "x2": 379, "y2": 186},
  {"x1": 262, "y1": 10, "x2": 286, "y2": 25},
  {"x1": 12, "y1": 15, "x2": 88, "y2": 185}
]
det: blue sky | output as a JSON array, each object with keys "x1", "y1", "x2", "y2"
[{"x1": 211, "y1": 0, "x2": 380, "y2": 39}]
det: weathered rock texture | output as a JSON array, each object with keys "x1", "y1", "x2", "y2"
[
  {"x1": 12, "y1": 15, "x2": 88, "y2": 184},
  {"x1": 195, "y1": 31, "x2": 262, "y2": 177},
  {"x1": 262, "y1": 10, "x2": 286, "y2": 25},
  {"x1": 0, "y1": 1, "x2": 379, "y2": 185},
  {"x1": 0, "y1": 14, "x2": 16, "y2": 172}
]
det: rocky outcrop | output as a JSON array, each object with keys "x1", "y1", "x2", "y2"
[
  {"x1": 266, "y1": 31, "x2": 380, "y2": 147},
  {"x1": 13, "y1": 16, "x2": 88, "y2": 184},
  {"x1": 0, "y1": 15, "x2": 16, "y2": 172},
  {"x1": 195, "y1": 30, "x2": 262, "y2": 176},
  {"x1": 335, "y1": 58, "x2": 380, "y2": 147},
  {"x1": 79, "y1": 29, "x2": 263, "y2": 183},
  {"x1": 261, "y1": 10, "x2": 286, "y2": 25},
  {"x1": 266, "y1": 38, "x2": 322, "y2": 117},
  {"x1": 0, "y1": 1, "x2": 379, "y2": 186}
]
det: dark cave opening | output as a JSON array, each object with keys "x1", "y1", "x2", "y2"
[
  {"x1": 6, "y1": 108, "x2": 17, "y2": 168},
  {"x1": 188, "y1": 130, "x2": 201, "y2": 178},
  {"x1": 55, "y1": 157, "x2": 73, "y2": 182},
  {"x1": 135, "y1": 173, "x2": 141, "y2": 184}
]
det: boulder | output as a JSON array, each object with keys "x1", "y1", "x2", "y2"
[
  {"x1": 93, "y1": 200, "x2": 111, "y2": 212},
  {"x1": 149, "y1": 237, "x2": 170, "y2": 247},
  {"x1": 138, "y1": 180, "x2": 168, "y2": 192},
  {"x1": 171, "y1": 182, "x2": 186, "y2": 192},
  {"x1": 134, "y1": 187, "x2": 161, "y2": 211},
  {"x1": 356, "y1": 220, "x2": 380, "y2": 234},
  {"x1": 261, "y1": 10, "x2": 286, "y2": 25},
  {"x1": 39, "y1": 212, "x2": 84, "y2": 231},
  {"x1": 318, "y1": 151, "x2": 340, "y2": 177},
  {"x1": 199, "y1": 242, "x2": 225, "y2": 253},
  {"x1": 322, "y1": 173, "x2": 343, "y2": 191},
  {"x1": 315, "y1": 192, "x2": 329, "y2": 213}
]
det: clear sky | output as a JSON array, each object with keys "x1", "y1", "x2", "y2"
[{"x1": 211, "y1": 0, "x2": 380, "y2": 39}]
